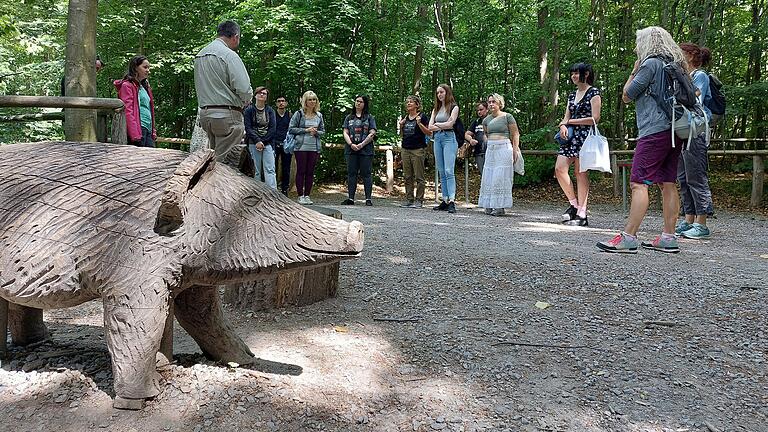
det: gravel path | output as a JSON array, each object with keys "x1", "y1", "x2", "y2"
[{"x1": 2, "y1": 196, "x2": 767, "y2": 432}]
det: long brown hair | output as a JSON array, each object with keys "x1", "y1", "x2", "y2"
[
  {"x1": 122, "y1": 55, "x2": 149, "y2": 91},
  {"x1": 432, "y1": 84, "x2": 456, "y2": 115}
]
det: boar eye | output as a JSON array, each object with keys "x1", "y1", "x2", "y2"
[{"x1": 242, "y1": 196, "x2": 261, "y2": 207}]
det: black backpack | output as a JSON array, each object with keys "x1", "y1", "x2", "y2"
[
  {"x1": 649, "y1": 57, "x2": 708, "y2": 146},
  {"x1": 453, "y1": 117, "x2": 465, "y2": 146},
  {"x1": 652, "y1": 56, "x2": 699, "y2": 112},
  {"x1": 706, "y1": 73, "x2": 726, "y2": 116}
]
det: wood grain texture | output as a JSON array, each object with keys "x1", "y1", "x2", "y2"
[{"x1": 0, "y1": 141, "x2": 364, "y2": 402}]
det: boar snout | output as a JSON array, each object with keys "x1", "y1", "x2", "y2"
[{"x1": 343, "y1": 221, "x2": 364, "y2": 254}]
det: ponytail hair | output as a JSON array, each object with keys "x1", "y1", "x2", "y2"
[{"x1": 680, "y1": 43, "x2": 711, "y2": 68}]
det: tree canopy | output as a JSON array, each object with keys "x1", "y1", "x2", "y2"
[{"x1": 1, "y1": 0, "x2": 766, "y2": 148}]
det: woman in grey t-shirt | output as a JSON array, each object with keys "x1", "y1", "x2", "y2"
[
  {"x1": 342, "y1": 95, "x2": 377, "y2": 206},
  {"x1": 478, "y1": 93, "x2": 520, "y2": 216},
  {"x1": 428, "y1": 84, "x2": 460, "y2": 214}
]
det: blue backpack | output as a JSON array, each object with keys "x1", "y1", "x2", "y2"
[{"x1": 283, "y1": 110, "x2": 303, "y2": 154}]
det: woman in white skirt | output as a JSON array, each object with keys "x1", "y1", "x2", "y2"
[{"x1": 478, "y1": 93, "x2": 521, "y2": 216}]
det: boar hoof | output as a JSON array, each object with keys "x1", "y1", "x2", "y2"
[{"x1": 113, "y1": 397, "x2": 145, "y2": 410}]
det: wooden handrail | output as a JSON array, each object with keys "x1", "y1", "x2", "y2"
[{"x1": 0, "y1": 95, "x2": 124, "y2": 111}]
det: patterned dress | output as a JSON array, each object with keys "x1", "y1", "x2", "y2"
[{"x1": 559, "y1": 86, "x2": 601, "y2": 158}]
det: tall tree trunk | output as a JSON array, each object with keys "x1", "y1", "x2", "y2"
[
  {"x1": 138, "y1": 9, "x2": 149, "y2": 55},
  {"x1": 537, "y1": 6, "x2": 561, "y2": 126},
  {"x1": 698, "y1": 0, "x2": 713, "y2": 45},
  {"x1": 64, "y1": 0, "x2": 98, "y2": 142},
  {"x1": 369, "y1": 40, "x2": 378, "y2": 80},
  {"x1": 368, "y1": 0, "x2": 382, "y2": 80},
  {"x1": 433, "y1": 1, "x2": 449, "y2": 84},
  {"x1": 748, "y1": 0, "x2": 765, "y2": 147},
  {"x1": 412, "y1": 4, "x2": 428, "y2": 95},
  {"x1": 615, "y1": 0, "x2": 634, "y2": 142},
  {"x1": 537, "y1": 6, "x2": 549, "y2": 125}
]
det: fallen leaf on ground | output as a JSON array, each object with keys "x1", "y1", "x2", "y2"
[
  {"x1": 760, "y1": 254, "x2": 768, "y2": 259},
  {"x1": 535, "y1": 301, "x2": 551, "y2": 309},
  {"x1": 334, "y1": 326, "x2": 349, "y2": 333}
]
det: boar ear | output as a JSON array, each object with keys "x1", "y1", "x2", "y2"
[{"x1": 154, "y1": 149, "x2": 216, "y2": 235}]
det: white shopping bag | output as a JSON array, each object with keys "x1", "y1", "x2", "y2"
[
  {"x1": 578, "y1": 119, "x2": 611, "y2": 173},
  {"x1": 513, "y1": 147, "x2": 525, "y2": 176}
]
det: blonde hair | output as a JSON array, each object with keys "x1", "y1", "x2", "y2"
[
  {"x1": 301, "y1": 90, "x2": 320, "y2": 115},
  {"x1": 488, "y1": 93, "x2": 505, "y2": 110},
  {"x1": 635, "y1": 26, "x2": 685, "y2": 65}
]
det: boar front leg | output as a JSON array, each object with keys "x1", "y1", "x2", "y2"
[
  {"x1": 103, "y1": 281, "x2": 171, "y2": 404},
  {"x1": 174, "y1": 285, "x2": 254, "y2": 364}
]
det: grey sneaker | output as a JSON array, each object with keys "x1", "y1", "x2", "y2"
[
  {"x1": 641, "y1": 235, "x2": 680, "y2": 253},
  {"x1": 412, "y1": 201, "x2": 423, "y2": 208},
  {"x1": 400, "y1": 201, "x2": 414, "y2": 208},
  {"x1": 681, "y1": 223, "x2": 711, "y2": 239},
  {"x1": 674, "y1": 220, "x2": 693, "y2": 236},
  {"x1": 596, "y1": 232, "x2": 639, "y2": 254},
  {"x1": 484, "y1": 208, "x2": 493, "y2": 215},
  {"x1": 490, "y1": 208, "x2": 506, "y2": 216}
]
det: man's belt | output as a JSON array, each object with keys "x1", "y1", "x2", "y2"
[{"x1": 201, "y1": 105, "x2": 243, "y2": 112}]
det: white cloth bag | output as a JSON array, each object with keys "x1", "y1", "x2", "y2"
[{"x1": 578, "y1": 118, "x2": 611, "y2": 173}]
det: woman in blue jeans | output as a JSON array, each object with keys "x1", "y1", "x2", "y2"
[
  {"x1": 243, "y1": 86, "x2": 277, "y2": 189},
  {"x1": 428, "y1": 84, "x2": 460, "y2": 213}
]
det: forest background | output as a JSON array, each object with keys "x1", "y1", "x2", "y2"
[{"x1": 0, "y1": 0, "x2": 766, "y2": 186}]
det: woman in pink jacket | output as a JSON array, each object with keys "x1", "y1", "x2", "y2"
[{"x1": 114, "y1": 56, "x2": 156, "y2": 147}]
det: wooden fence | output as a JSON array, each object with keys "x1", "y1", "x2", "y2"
[
  {"x1": 0, "y1": 95, "x2": 127, "y2": 145},
  {"x1": 1, "y1": 96, "x2": 765, "y2": 206}
]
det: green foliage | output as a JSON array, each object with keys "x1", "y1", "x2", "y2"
[{"x1": 2, "y1": 0, "x2": 766, "y2": 186}]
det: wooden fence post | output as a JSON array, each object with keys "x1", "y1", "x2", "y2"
[
  {"x1": 111, "y1": 110, "x2": 127, "y2": 145},
  {"x1": 611, "y1": 153, "x2": 619, "y2": 197},
  {"x1": 386, "y1": 148, "x2": 394, "y2": 193},
  {"x1": 751, "y1": 155, "x2": 764, "y2": 207}
]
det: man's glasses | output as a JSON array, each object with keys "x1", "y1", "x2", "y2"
[
  {"x1": 276, "y1": 99, "x2": 286, "y2": 103},
  {"x1": 257, "y1": 91, "x2": 268, "y2": 96}
]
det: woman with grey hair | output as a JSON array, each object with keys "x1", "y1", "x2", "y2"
[
  {"x1": 598, "y1": 26, "x2": 685, "y2": 254},
  {"x1": 478, "y1": 93, "x2": 520, "y2": 216}
]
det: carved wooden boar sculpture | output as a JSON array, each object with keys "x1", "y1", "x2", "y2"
[{"x1": 0, "y1": 142, "x2": 364, "y2": 405}]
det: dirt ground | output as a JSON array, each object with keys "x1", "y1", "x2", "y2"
[{"x1": 1, "y1": 187, "x2": 767, "y2": 432}]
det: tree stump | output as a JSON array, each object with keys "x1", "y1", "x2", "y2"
[{"x1": 223, "y1": 206, "x2": 343, "y2": 311}]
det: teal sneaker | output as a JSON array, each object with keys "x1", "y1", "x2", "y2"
[
  {"x1": 675, "y1": 221, "x2": 693, "y2": 236},
  {"x1": 681, "y1": 223, "x2": 711, "y2": 239},
  {"x1": 596, "y1": 232, "x2": 639, "y2": 254},
  {"x1": 641, "y1": 235, "x2": 680, "y2": 253}
]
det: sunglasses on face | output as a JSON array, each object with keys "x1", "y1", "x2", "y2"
[{"x1": 277, "y1": 99, "x2": 286, "y2": 103}]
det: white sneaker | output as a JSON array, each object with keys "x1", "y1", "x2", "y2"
[
  {"x1": 298, "y1": 196, "x2": 306, "y2": 204},
  {"x1": 304, "y1": 196, "x2": 314, "y2": 205}
]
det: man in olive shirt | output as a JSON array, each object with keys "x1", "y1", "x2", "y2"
[{"x1": 194, "y1": 20, "x2": 253, "y2": 164}]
